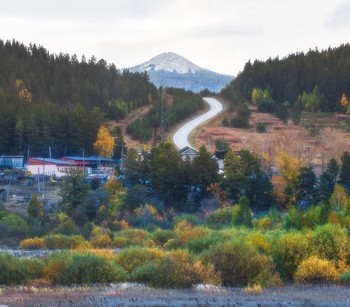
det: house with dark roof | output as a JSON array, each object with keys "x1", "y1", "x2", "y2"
[
  {"x1": 179, "y1": 146, "x2": 198, "y2": 161},
  {"x1": 60, "y1": 156, "x2": 116, "y2": 174}
]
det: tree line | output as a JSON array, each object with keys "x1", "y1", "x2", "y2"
[
  {"x1": 222, "y1": 44, "x2": 350, "y2": 115},
  {"x1": 0, "y1": 39, "x2": 158, "y2": 156}
]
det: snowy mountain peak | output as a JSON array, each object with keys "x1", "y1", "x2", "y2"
[{"x1": 130, "y1": 52, "x2": 202, "y2": 74}]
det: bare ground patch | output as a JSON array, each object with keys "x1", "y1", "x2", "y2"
[{"x1": 1, "y1": 284, "x2": 350, "y2": 306}]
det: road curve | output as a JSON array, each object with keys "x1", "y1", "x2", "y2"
[{"x1": 173, "y1": 97, "x2": 224, "y2": 149}]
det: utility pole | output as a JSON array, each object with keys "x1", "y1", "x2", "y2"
[
  {"x1": 83, "y1": 148, "x2": 85, "y2": 175},
  {"x1": 42, "y1": 158, "x2": 45, "y2": 200},
  {"x1": 160, "y1": 87, "x2": 165, "y2": 142}
]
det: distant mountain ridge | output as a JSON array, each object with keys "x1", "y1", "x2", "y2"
[{"x1": 129, "y1": 52, "x2": 234, "y2": 93}]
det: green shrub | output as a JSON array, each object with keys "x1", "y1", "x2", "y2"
[
  {"x1": 22, "y1": 258, "x2": 45, "y2": 280},
  {"x1": 0, "y1": 213, "x2": 30, "y2": 238},
  {"x1": 0, "y1": 253, "x2": 31, "y2": 285},
  {"x1": 115, "y1": 246, "x2": 163, "y2": 273},
  {"x1": 294, "y1": 256, "x2": 339, "y2": 283},
  {"x1": 311, "y1": 224, "x2": 350, "y2": 265},
  {"x1": 284, "y1": 206, "x2": 303, "y2": 230},
  {"x1": 90, "y1": 234, "x2": 112, "y2": 248},
  {"x1": 113, "y1": 229, "x2": 149, "y2": 247},
  {"x1": 201, "y1": 240, "x2": 281, "y2": 287},
  {"x1": 20, "y1": 237, "x2": 46, "y2": 249},
  {"x1": 206, "y1": 206, "x2": 238, "y2": 228},
  {"x1": 338, "y1": 270, "x2": 350, "y2": 285},
  {"x1": 174, "y1": 221, "x2": 209, "y2": 245},
  {"x1": 146, "y1": 250, "x2": 195, "y2": 288},
  {"x1": 272, "y1": 231, "x2": 311, "y2": 281},
  {"x1": 44, "y1": 234, "x2": 86, "y2": 249},
  {"x1": 173, "y1": 214, "x2": 200, "y2": 227},
  {"x1": 132, "y1": 250, "x2": 221, "y2": 288},
  {"x1": 186, "y1": 231, "x2": 226, "y2": 254},
  {"x1": 55, "y1": 253, "x2": 128, "y2": 285},
  {"x1": 163, "y1": 238, "x2": 182, "y2": 250},
  {"x1": 234, "y1": 196, "x2": 253, "y2": 227},
  {"x1": 256, "y1": 122, "x2": 267, "y2": 133},
  {"x1": 255, "y1": 208, "x2": 282, "y2": 230},
  {"x1": 151, "y1": 229, "x2": 178, "y2": 247},
  {"x1": 112, "y1": 236, "x2": 127, "y2": 248},
  {"x1": 44, "y1": 251, "x2": 73, "y2": 282},
  {"x1": 302, "y1": 203, "x2": 329, "y2": 228}
]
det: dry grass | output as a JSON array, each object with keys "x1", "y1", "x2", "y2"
[{"x1": 192, "y1": 104, "x2": 350, "y2": 174}]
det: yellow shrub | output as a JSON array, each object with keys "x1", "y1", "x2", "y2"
[
  {"x1": 146, "y1": 240, "x2": 155, "y2": 248},
  {"x1": 247, "y1": 233, "x2": 272, "y2": 255},
  {"x1": 192, "y1": 261, "x2": 222, "y2": 286},
  {"x1": 115, "y1": 247, "x2": 163, "y2": 273},
  {"x1": 174, "y1": 221, "x2": 208, "y2": 245},
  {"x1": 19, "y1": 237, "x2": 45, "y2": 249},
  {"x1": 294, "y1": 256, "x2": 339, "y2": 283},
  {"x1": 114, "y1": 219, "x2": 131, "y2": 230},
  {"x1": 114, "y1": 229, "x2": 149, "y2": 246},
  {"x1": 90, "y1": 234, "x2": 112, "y2": 248},
  {"x1": 255, "y1": 217, "x2": 271, "y2": 230},
  {"x1": 44, "y1": 235, "x2": 87, "y2": 249},
  {"x1": 244, "y1": 284, "x2": 262, "y2": 293},
  {"x1": 90, "y1": 226, "x2": 111, "y2": 238},
  {"x1": 181, "y1": 227, "x2": 208, "y2": 245},
  {"x1": 74, "y1": 248, "x2": 116, "y2": 260},
  {"x1": 174, "y1": 219, "x2": 192, "y2": 233},
  {"x1": 272, "y1": 232, "x2": 311, "y2": 281},
  {"x1": 44, "y1": 255, "x2": 70, "y2": 282},
  {"x1": 112, "y1": 236, "x2": 127, "y2": 248}
]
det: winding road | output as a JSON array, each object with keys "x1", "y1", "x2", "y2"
[{"x1": 172, "y1": 97, "x2": 224, "y2": 149}]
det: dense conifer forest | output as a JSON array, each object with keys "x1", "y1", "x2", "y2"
[
  {"x1": 0, "y1": 39, "x2": 158, "y2": 156},
  {"x1": 222, "y1": 44, "x2": 350, "y2": 113}
]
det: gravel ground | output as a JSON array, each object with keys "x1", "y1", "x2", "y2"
[{"x1": 1, "y1": 284, "x2": 350, "y2": 306}]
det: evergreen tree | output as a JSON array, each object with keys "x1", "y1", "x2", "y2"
[
  {"x1": 191, "y1": 145, "x2": 218, "y2": 198},
  {"x1": 27, "y1": 195, "x2": 44, "y2": 219},
  {"x1": 295, "y1": 167, "x2": 317, "y2": 207},
  {"x1": 317, "y1": 158, "x2": 340, "y2": 203},
  {"x1": 339, "y1": 151, "x2": 350, "y2": 191}
]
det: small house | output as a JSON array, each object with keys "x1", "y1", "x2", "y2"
[
  {"x1": 179, "y1": 146, "x2": 198, "y2": 161},
  {"x1": 0, "y1": 155, "x2": 24, "y2": 169}
]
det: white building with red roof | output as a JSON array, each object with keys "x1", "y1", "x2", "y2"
[{"x1": 26, "y1": 158, "x2": 75, "y2": 178}]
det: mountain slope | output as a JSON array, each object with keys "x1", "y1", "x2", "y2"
[{"x1": 129, "y1": 52, "x2": 234, "y2": 93}]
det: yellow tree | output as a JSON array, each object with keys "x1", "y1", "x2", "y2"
[
  {"x1": 275, "y1": 150, "x2": 302, "y2": 206},
  {"x1": 330, "y1": 184, "x2": 348, "y2": 212},
  {"x1": 15, "y1": 79, "x2": 32, "y2": 102},
  {"x1": 340, "y1": 93, "x2": 349, "y2": 108},
  {"x1": 340, "y1": 93, "x2": 350, "y2": 114},
  {"x1": 93, "y1": 126, "x2": 114, "y2": 158}
]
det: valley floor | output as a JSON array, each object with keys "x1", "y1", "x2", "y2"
[{"x1": 1, "y1": 284, "x2": 350, "y2": 306}]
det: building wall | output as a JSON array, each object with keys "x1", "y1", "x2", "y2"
[{"x1": 27, "y1": 164, "x2": 73, "y2": 177}]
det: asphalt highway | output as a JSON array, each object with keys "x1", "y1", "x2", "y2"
[{"x1": 172, "y1": 97, "x2": 224, "y2": 149}]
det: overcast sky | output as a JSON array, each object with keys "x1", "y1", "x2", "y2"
[{"x1": 1, "y1": 0, "x2": 349, "y2": 75}]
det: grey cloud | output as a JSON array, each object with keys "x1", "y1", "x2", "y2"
[
  {"x1": 326, "y1": 1, "x2": 350, "y2": 29},
  {"x1": 188, "y1": 22, "x2": 264, "y2": 38},
  {"x1": 0, "y1": 0, "x2": 173, "y2": 22}
]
